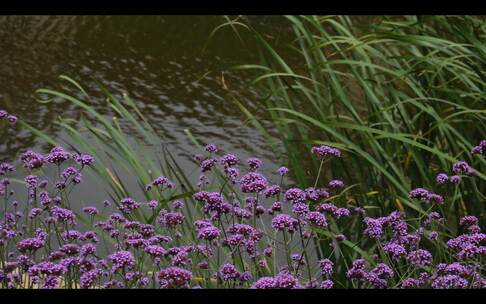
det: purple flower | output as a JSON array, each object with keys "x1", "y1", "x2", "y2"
[
  {"x1": 328, "y1": 179, "x2": 344, "y2": 189},
  {"x1": 277, "y1": 166, "x2": 289, "y2": 176},
  {"x1": 334, "y1": 208, "x2": 350, "y2": 218},
  {"x1": 371, "y1": 263, "x2": 394, "y2": 279},
  {"x1": 306, "y1": 212, "x2": 328, "y2": 228},
  {"x1": 24, "y1": 175, "x2": 38, "y2": 189},
  {"x1": 80, "y1": 244, "x2": 96, "y2": 256},
  {"x1": 20, "y1": 150, "x2": 45, "y2": 171},
  {"x1": 158, "y1": 211, "x2": 184, "y2": 228},
  {"x1": 317, "y1": 203, "x2": 337, "y2": 213},
  {"x1": 363, "y1": 217, "x2": 384, "y2": 239},
  {"x1": 158, "y1": 267, "x2": 192, "y2": 289},
  {"x1": 311, "y1": 145, "x2": 341, "y2": 158},
  {"x1": 147, "y1": 200, "x2": 158, "y2": 209},
  {"x1": 407, "y1": 249, "x2": 432, "y2": 267},
  {"x1": 73, "y1": 153, "x2": 95, "y2": 167},
  {"x1": 401, "y1": 278, "x2": 422, "y2": 289},
  {"x1": 149, "y1": 176, "x2": 175, "y2": 190},
  {"x1": 7, "y1": 115, "x2": 17, "y2": 124},
  {"x1": 408, "y1": 188, "x2": 430, "y2": 201},
  {"x1": 450, "y1": 175, "x2": 461, "y2": 184},
  {"x1": 431, "y1": 275, "x2": 468, "y2": 289},
  {"x1": 17, "y1": 237, "x2": 45, "y2": 253},
  {"x1": 271, "y1": 201, "x2": 282, "y2": 212},
  {"x1": 220, "y1": 154, "x2": 239, "y2": 167},
  {"x1": 82, "y1": 206, "x2": 99, "y2": 216},
  {"x1": 46, "y1": 147, "x2": 71, "y2": 164},
  {"x1": 197, "y1": 225, "x2": 220, "y2": 241},
  {"x1": 304, "y1": 187, "x2": 319, "y2": 201},
  {"x1": 108, "y1": 251, "x2": 135, "y2": 273},
  {"x1": 80, "y1": 269, "x2": 102, "y2": 289},
  {"x1": 51, "y1": 206, "x2": 76, "y2": 223},
  {"x1": 28, "y1": 208, "x2": 43, "y2": 219},
  {"x1": 0, "y1": 162, "x2": 15, "y2": 176},
  {"x1": 0, "y1": 110, "x2": 7, "y2": 118},
  {"x1": 247, "y1": 157, "x2": 263, "y2": 170},
  {"x1": 220, "y1": 263, "x2": 240, "y2": 281},
  {"x1": 271, "y1": 214, "x2": 299, "y2": 233},
  {"x1": 119, "y1": 197, "x2": 141, "y2": 214},
  {"x1": 319, "y1": 259, "x2": 334, "y2": 276},
  {"x1": 320, "y1": 280, "x2": 334, "y2": 289},
  {"x1": 172, "y1": 200, "x2": 184, "y2": 209},
  {"x1": 275, "y1": 271, "x2": 301, "y2": 289},
  {"x1": 471, "y1": 140, "x2": 486, "y2": 156},
  {"x1": 263, "y1": 184, "x2": 281, "y2": 198},
  {"x1": 224, "y1": 167, "x2": 239, "y2": 183},
  {"x1": 239, "y1": 172, "x2": 268, "y2": 193},
  {"x1": 460, "y1": 215, "x2": 478, "y2": 227},
  {"x1": 200, "y1": 158, "x2": 217, "y2": 172},
  {"x1": 251, "y1": 277, "x2": 276, "y2": 289},
  {"x1": 145, "y1": 245, "x2": 167, "y2": 257},
  {"x1": 436, "y1": 173, "x2": 449, "y2": 184},
  {"x1": 292, "y1": 202, "x2": 309, "y2": 216},
  {"x1": 60, "y1": 243, "x2": 80, "y2": 255},
  {"x1": 204, "y1": 143, "x2": 218, "y2": 153},
  {"x1": 428, "y1": 231, "x2": 439, "y2": 241},
  {"x1": 284, "y1": 188, "x2": 306, "y2": 204},
  {"x1": 452, "y1": 161, "x2": 474, "y2": 176}
]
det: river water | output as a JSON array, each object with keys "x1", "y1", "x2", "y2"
[{"x1": 0, "y1": 16, "x2": 300, "y2": 207}]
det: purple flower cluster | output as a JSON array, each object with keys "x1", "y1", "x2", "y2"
[
  {"x1": 0, "y1": 109, "x2": 17, "y2": 124},
  {"x1": 310, "y1": 145, "x2": 341, "y2": 159},
  {"x1": 0, "y1": 135, "x2": 485, "y2": 289}
]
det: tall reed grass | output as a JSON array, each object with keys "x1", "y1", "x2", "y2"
[{"x1": 212, "y1": 15, "x2": 486, "y2": 229}]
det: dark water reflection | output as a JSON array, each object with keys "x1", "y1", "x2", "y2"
[{"x1": 0, "y1": 16, "x2": 292, "y2": 164}]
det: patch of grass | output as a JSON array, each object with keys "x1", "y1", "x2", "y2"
[{"x1": 212, "y1": 15, "x2": 486, "y2": 228}]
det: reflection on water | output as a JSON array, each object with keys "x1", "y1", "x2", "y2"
[{"x1": 0, "y1": 16, "x2": 291, "y2": 168}]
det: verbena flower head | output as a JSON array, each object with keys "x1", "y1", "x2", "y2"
[
  {"x1": 20, "y1": 150, "x2": 45, "y2": 171},
  {"x1": 73, "y1": 153, "x2": 95, "y2": 167},
  {"x1": 471, "y1": 140, "x2": 486, "y2": 156},
  {"x1": 204, "y1": 143, "x2": 218, "y2": 153},
  {"x1": 311, "y1": 145, "x2": 341, "y2": 159},
  {"x1": 271, "y1": 214, "x2": 298, "y2": 233},
  {"x1": 119, "y1": 197, "x2": 141, "y2": 214},
  {"x1": 158, "y1": 266, "x2": 192, "y2": 289},
  {"x1": 148, "y1": 176, "x2": 174, "y2": 190},
  {"x1": 247, "y1": 157, "x2": 263, "y2": 171},
  {"x1": 319, "y1": 259, "x2": 334, "y2": 276},
  {"x1": 452, "y1": 161, "x2": 475, "y2": 176},
  {"x1": 363, "y1": 217, "x2": 384, "y2": 239},
  {"x1": 251, "y1": 277, "x2": 276, "y2": 289},
  {"x1": 450, "y1": 175, "x2": 461, "y2": 184},
  {"x1": 284, "y1": 188, "x2": 306, "y2": 204},
  {"x1": 197, "y1": 225, "x2": 220, "y2": 240},
  {"x1": 436, "y1": 173, "x2": 449, "y2": 184},
  {"x1": 219, "y1": 263, "x2": 240, "y2": 281},
  {"x1": 320, "y1": 280, "x2": 334, "y2": 289},
  {"x1": 277, "y1": 166, "x2": 289, "y2": 176},
  {"x1": 239, "y1": 172, "x2": 268, "y2": 193},
  {"x1": 220, "y1": 154, "x2": 239, "y2": 167},
  {"x1": 7, "y1": 115, "x2": 17, "y2": 124},
  {"x1": 407, "y1": 249, "x2": 432, "y2": 267},
  {"x1": 108, "y1": 251, "x2": 135, "y2": 273},
  {"x1": 328, "y1": 179, "x2": 344, "y2": 189},
  {"x1": 200, "y1": 158, "x2": 217, "y2": 172},
  {"x1": 46, "y1": 147, "x2": 71, "y2": 164},
  {"x1": 306, "y1": 212, "x2": 328, "y2": 228},
  {"x1": 82, "y1": 207, "x2": 99, "y2": 216}
]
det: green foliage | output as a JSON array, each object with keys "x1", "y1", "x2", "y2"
[{"x1": 212, "y1": 15, "x2": 486, "y2": 228}]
